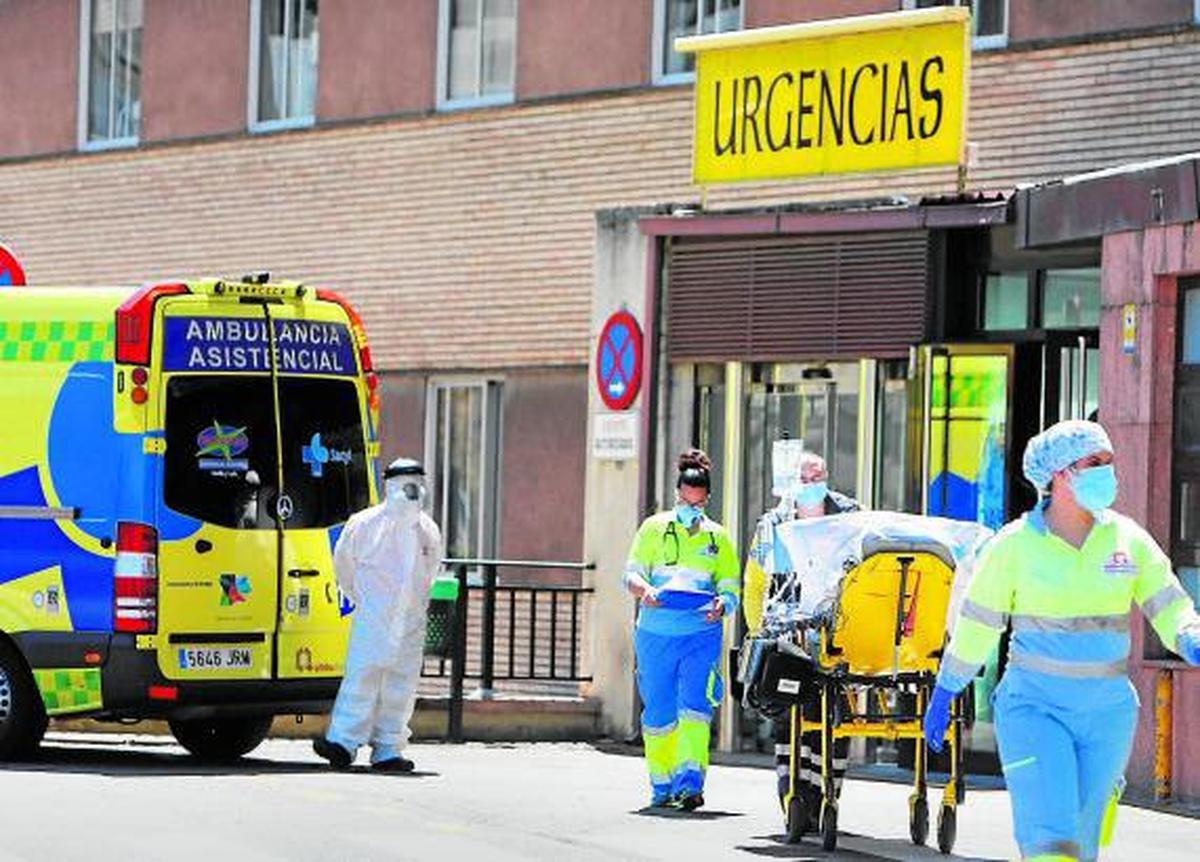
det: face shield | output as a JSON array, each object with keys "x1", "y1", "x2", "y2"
[{"x1": 382, "y1": 458, "x2": 427, "y2": 524}]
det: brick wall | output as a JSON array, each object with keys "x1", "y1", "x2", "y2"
[{"x1": 1, "y1": 30, "x2": 1199, "y2": 371}]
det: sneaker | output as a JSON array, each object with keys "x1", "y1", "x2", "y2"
[
  {"x1": 371, "y1": 756, "x2": 416, "y2": 774},
  {"x1": 312, "y1": 737, "x2": 353, "y2": 770},
  {"x1": 675, "y1": 792, "x2": 705, "y2": 812},
  {"x1": 649, "y1": 794, "x2": 674, "y2": 809}
]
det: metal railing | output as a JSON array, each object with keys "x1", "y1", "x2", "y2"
[{"x1": 426, "y1": 558, "x2": 594, "y2": 741}]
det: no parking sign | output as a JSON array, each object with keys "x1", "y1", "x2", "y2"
[
  {"x1": 0, "y1": 243, "x2": 25, "y2": 286},
  {"x1": 595, "y1": 309, "x2": 643, "y2": 411}
]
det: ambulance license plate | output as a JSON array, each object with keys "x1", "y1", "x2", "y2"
[{"x1": 177, "y1": 647, "x2": 253, "y2": 670}]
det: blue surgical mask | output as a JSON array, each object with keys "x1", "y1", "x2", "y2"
[
  {"x1": 675, "y1": 503, "x2": 704, "y2": 527},
  {"x1": 795, "y1": 481, "x2": 828, "y2": 507},
  {"x1": 1070, "y1": 464, "x2": 1118, "y2": 514}
]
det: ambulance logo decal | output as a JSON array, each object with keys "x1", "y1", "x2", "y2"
[
  {"x1": 219, "y1": 574, "x2": 252, "y2": 606},
  {"x1": 196, "y1": 422, "x2": 250, "y2": 472}
]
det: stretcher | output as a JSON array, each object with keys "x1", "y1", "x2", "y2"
[{"x1": 739, "y1": 512, "x2": 991, "y2": 854}]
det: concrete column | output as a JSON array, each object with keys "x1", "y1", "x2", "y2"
[
  {"x1": 1100, "y1": 223, "x2": 1200, "y2": 802},
  {"x1": 584, "y1": 210, "x2": 653, "y2": 740}
]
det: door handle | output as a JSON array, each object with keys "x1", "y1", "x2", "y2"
[
  {"x1": 287, "y1": 568, "x2": 320, "y2": 579},
  {"x1": 195, "y1": 539, "x2": 213, "y2": 553}
]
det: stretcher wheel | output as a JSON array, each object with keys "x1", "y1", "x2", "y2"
[
  {"x1": 937, "y1": 805, "x2": 957, "y2": 855},
  {"x1": 785, "y1": 796, "x2": 808, "y2": 844},
  {"x1": 820, "y1": 800, "x2": 838, "y2": 852},
  {"x1": 909, "y1": 794, "x2": 929, "y2": 846}
]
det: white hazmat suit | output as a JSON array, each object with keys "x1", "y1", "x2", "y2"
[{"x1": 317, "y1": 459, "x2": 443, "y2": 769}]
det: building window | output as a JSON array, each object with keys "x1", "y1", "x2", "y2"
[
  {"x1": 654, "y1": 0, "x2": 743, "y2": 83},
  {"x1": 249, "y1": 0, "x2": 319, "y2": 131},
  {"x1": 1041, "y1": 268, "x2": 1101, "y2": 330},
  {"x1": 904, "y1": 0, "x2": 1008, "y2": 50},
  {"x1": 438, "y1": 0, "x2": 516, "y2": 109},
  {"x1": 79, "y1": 0, "x2": 143, "y2": 149},
  {"x1": 982, "y1": 273, "x2": 1030, "y2": 331},
  {"x1": 426, "y1": 381, "x2": 502, "y2": 563}
]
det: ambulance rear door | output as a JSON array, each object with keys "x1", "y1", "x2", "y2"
[{"x1": 153, "y1": 301, "x2": 281, "y2": 681}]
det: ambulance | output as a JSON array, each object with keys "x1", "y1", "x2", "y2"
[{"x1": 0, "y1": 275, "x2": 380, "y2": 761}]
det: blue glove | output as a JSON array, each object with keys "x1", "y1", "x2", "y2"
[
  {"x1": 1179, "y1": 626, "x2": 1200, "y2": 665},
  {"x1": 922, "y1": 685, "x2": 955, "y2": 753}
]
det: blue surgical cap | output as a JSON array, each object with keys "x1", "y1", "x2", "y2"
[{"x1": 1022, "y1": 420, "x2": 1113, "y2": 493}]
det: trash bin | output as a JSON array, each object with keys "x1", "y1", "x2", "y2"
[{"x1": 424, "y1": 574, "x2": 460, "y2": 657}]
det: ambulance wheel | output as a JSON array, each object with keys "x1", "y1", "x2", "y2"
[
  {"x1": 819, "y1": 800, "x2": 838, "y2": 852},
  {"x1": 169, "y1": 716, "x2": 273, "y2": 762},
  {"x1": 0, "y1": 641, "x2": 48, "y2": 761},
  {"x1": 937, "y1": 805, "x2": 957, "y2": 854},
  {"x1": 785, "y1": 796, "x2": 808, "y2": 844},
  {"x1": 909, "y1": 794, "x2": 929, "y2": 846}
]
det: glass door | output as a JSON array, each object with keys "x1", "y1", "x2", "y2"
[{"x1": 1042, "y1": 331, "x2": 1099, "y2": 426}]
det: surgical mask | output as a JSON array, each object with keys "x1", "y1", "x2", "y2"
[
  {"x1": 1069, "y1": 464, "x2": 1118, "y2": 514},
  {"x1": 795, "y1": 481, "x2": 827, "y2": 507},
  {"x1": 675, "y1": 503, "x2": 704, "y2": 527}
]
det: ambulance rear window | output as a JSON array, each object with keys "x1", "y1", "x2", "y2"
[
  {"x1": 277, "y1": 377, "x2": 370, "y2": 529},
  {"x1": 163, "y1": 376, "x2": 280, "y2": 529}
]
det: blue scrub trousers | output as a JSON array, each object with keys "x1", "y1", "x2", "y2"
[
  {"x1": 994, "y1": 671, "x2": 1137, "y2": 861},
  {"x1": 634, "y1": 626, "x2": 723, "y2": 801}
]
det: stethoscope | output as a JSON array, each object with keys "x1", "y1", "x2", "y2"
[{"x1": 662, "y1": 520, "x2": 719, "y2": 566}]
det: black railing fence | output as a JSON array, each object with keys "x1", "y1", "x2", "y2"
[{"x1": 423, "y1": 558, "x2": 594, "y2": 741}]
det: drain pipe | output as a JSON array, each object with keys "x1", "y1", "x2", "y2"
[{"x1": 1154, "y1": 669, "x2": 1173, "y2": 801}]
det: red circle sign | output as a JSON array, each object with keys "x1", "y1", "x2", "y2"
[
  {"x1": 596, "y1": 310, "x2": 643, "y2": 411},
  {"x1": 0, "y1": 243, "x2": 25, "y2": 286}
]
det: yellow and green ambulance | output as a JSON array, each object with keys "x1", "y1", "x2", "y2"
[{"x1": 0, "y1": 275, "x2": 380, "y2": 760}]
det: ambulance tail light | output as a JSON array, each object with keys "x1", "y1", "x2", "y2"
[
  {"x1": 116, "y1": 282, "x2": 190, "y2": 366},
  {"x1": 315, "y1": 288, "x2": 374, "y2": 372},
  {"x1": 114, "y1": 521, "x2": 159, "y2": 634}
]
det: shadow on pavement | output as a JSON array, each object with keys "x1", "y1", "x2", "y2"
[
  {"x1": 0, "y1": 742, "x2": 440, "y2": 780},
  {"x1": 735, "y1": 832, "x2": 1004, "y2": 861},
  {"x1": 632, "y1": 806, "x2": 744, "y2": 820}
]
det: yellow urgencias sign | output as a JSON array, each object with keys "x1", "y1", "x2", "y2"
[{"x1": 679, "y1": 8, "x2": 970, "y2": 184}]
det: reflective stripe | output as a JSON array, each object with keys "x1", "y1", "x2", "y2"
[
  {"x1": 1026, "y1": 839, "x2": 1082, "y2": 859},
  {"x1": 774, "y1": 744, "x2": 790, "y2": 756},
  {"x1": 674, "y1": 759, "x2": 706, "y2": 776},
  {"x1": 961, "y1": 599, "x2": 1008, "y2": 630},
  {"x1": 1142, "y1": 583, "x2": 1189, "y2": 620},
  {"x1": 643, "y1": 721, "x2": 677, "y2": 737},
  {"x1": 939, "y1": 653, "x2": 981, "y2": 682},
  {"x1": 1010, "y1": 613, "x2": 1129, "y2": 634},
  {"x1": 1010, "y1": 649, "x2": 1127, "y2": 678},
  {"x1": 680, "y1": 708, "x2": 711, "y2": 723}
]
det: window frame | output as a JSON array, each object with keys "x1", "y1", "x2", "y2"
[
  {"x1": 900, "y1": 0, "x2": 1009, "y2": 51},
  {"x1": 77, "y1": 0, "x2": 142, "y2": 152},
  {"x1": 652, "y1": 0, "x2": 746, "y2": 87},
  {"x1": 423, "y1": 377, "x2": 504, "y2": 567},
  {"x1": 247, "y1": 0, "x2": 319, "y2": 134},
  {"x1": 436, "y1": 0, "x2": 518, "y2": 112}
]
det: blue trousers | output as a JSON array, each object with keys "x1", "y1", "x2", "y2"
[
  {"x1": 634, "y1": 626, "x2": 723, "y2": 800},
  {"x1": 994, "y1": 671, "x2": 1137, "y2": 861}
]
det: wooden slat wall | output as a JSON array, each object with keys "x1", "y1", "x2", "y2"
[
  {"x1": 667, "y1": 232, "x2": 929, "y2": 361},
  {"x1": 0, "y1": 30, "x2": 1197, "y2": 370}
]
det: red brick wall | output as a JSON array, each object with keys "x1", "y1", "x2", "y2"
[
  {"x1": 747, "y1": 0, "x2": 898, "y2": 27},
  {"x1": 517, "y1": 0, "x2": 652, "y2": 97},
  {"x1": 0, "y1": 0, "x2": 78, "y2": 158},
  {"x1": 317, "y1": 0, "x2": 437, "y2": 120},
  {"x1": 1010, "y1": 0, "x2": 1192, "y2": 43},
  {"x1": 143, "y1": 0, "x2": 250, "y2": 142}
]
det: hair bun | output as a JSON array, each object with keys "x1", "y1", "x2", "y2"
[{"x1": 676, "y1": 447, "x2": 712, "y2": 475}]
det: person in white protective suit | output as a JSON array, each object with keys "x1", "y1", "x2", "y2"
[{"x1": 313, "y1": 458, "x2": 443, "y2": 772}]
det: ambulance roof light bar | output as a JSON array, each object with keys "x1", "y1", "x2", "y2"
[{"x1": 115, "y1": 282, "x2": 190, "y2": 366}]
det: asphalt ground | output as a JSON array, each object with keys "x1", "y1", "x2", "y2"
[{"x1": 0, "y1": 735, "x2": 1196, "y2": 861}]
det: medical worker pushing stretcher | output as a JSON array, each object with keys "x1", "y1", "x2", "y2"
[{"x1": 924, "y1": 420, "x2": 1200, "y2": 861}]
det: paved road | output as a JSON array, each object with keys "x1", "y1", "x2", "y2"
[{"x1": 0, "y1": 735, "x2": 1196, "y2": 861}]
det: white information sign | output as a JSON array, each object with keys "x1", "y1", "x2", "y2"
[{"x1": 593, "y1": 412, "x2": 639, "y2": 460}]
